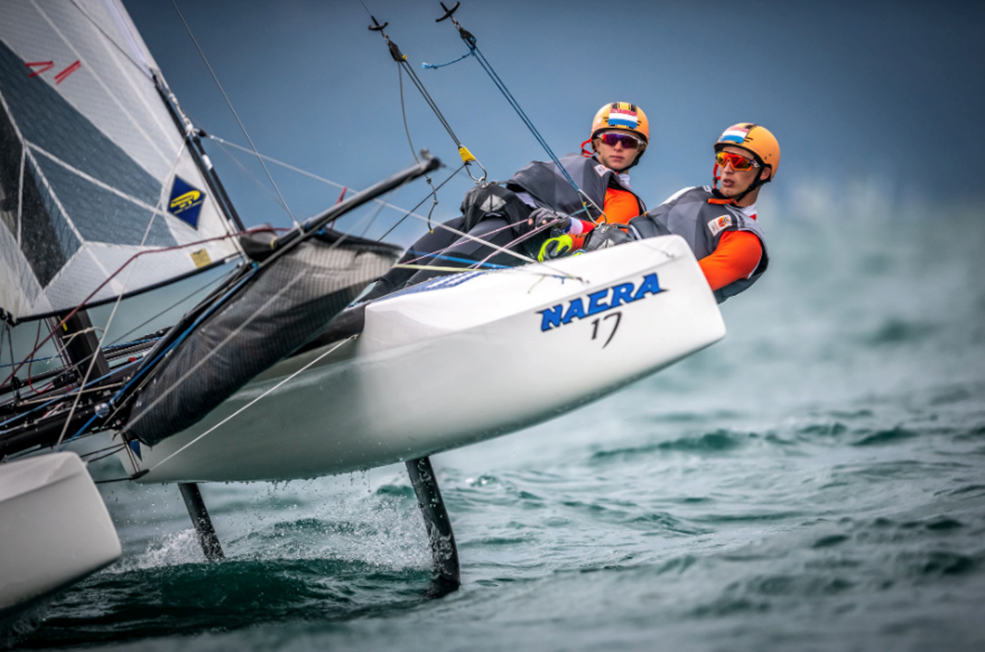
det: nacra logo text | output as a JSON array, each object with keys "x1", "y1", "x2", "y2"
[{"x1": 538, "y1": 273, "x2": 663, "y2": 332}]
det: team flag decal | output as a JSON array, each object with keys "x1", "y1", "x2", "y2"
[
  {"x1": 607, "y1": 107, "x2": 639, "y2": 129},
  {"x1": 719, "y1": 125, "x2": 751, "y2": 144}
]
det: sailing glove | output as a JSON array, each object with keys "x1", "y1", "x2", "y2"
[
  {"x1": 531, "y1": 207, "x2": 574, "y2": 233},
  {"x1": 538, "y1": 234, "x2": 575, "y2": 262},
  {"x1": 583, "y1": 224, "x2": 634, "y2": 251}
]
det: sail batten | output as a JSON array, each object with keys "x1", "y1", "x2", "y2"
[{"x1": 0, "y1": 0, "x2": 240, "y2": 323}]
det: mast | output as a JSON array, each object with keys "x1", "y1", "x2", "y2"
[{"x1": 153, "y1": 72, "x2": 246, "y2": 233}]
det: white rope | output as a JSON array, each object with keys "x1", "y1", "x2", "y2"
[
  {"x1": 147, "y1": 335, "x2": 354, "y2": 473},
  {"x1": 57, "y1": 142, "x2": 190, "y2": 448},
  {"x1": 169, "y1": 0, "x2": 299, "y2": 228},
  {"x1": 206, "y1": 134, "x2": 568, "y2": 272}
]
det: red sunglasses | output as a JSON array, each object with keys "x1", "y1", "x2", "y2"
[{"x1": 715, "y1": 150, "x2": 759, "y2": 171}]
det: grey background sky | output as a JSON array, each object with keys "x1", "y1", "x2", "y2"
[{"x1": 125, "y1": 0, "x2": 984, "y2": 235}]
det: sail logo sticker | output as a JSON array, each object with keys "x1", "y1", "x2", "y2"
[
  {"x1": 168, "y1": 176, "x2": 206, "y2": 229},
  {"x1": 537, "y1": 273, "x2": 663, "y2": 332},
  {"x1": 708, "y1": 214, "x2": 732, "y2": 236}
]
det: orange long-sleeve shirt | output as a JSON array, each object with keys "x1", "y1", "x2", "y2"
[
  {"x1": 570, "y1": 188, "x2": 639, "y2": 248},
  {"x1": 697, "y1": 230, "x2": 763, "y2": 291},
  {"x1": 572, "y1": 190, "x2": 763, "y2": 293}
]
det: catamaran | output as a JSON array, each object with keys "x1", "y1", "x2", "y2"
[{"x1": 0, "y1": 0, "x2": 725, "y2": 614}]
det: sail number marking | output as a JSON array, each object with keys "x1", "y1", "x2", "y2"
[
  {"x1": 591, "y1": 312, "x2": 622, "y2": 348},
  {"x1": 26, "y1": 60, "x2": 82, "y2": 85},
  {"x1": 537, "y1": 272, "x2": 663, "y2": 333}
]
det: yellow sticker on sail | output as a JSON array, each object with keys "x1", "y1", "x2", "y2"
[{"x1": 190, "y1": 249, "x2": 211, "y2": 269}]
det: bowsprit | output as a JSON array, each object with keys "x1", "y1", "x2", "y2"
[{"x1": 538, "y1": 273, "x2": 664, "y2": 332}]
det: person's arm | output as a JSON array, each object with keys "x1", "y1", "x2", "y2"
[
  {"x1": 697, "y1": 230, "x2": 763, "y2": 291},
  {"x1": 571, "y1": 188, "x2": 640, "y2": 248}
]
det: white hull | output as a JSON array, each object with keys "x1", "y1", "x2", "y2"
[
  {"x1": 0, "y1": 453, "x2": 121, "y2": 613},
  {"x1": 122, "y1": 236, "x2": 726, "y2": 483}
]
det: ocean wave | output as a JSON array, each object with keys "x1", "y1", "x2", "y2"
[
  {"x1": 863, "y1": 318, "x2": 936, "y2": 346},
  {"x1": 590, "y1": 429, "x2": 761, "y2": 461}
]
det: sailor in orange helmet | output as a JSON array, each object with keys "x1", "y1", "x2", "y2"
[
  {"x1": 586, "y1": 123, "x2": 780, "y2": 303},
  {"x1": 362, "y1": 102, "x2": 651, "y2": 300}
]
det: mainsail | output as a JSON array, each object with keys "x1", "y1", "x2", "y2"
[{"x1": 0, "y1": 0, "x2": 240, "y2": 324}]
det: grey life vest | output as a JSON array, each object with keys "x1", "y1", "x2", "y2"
[
  {"x1": 508, "y1": 153, "x2": 645, "y2": 221},
  {"x1": 629, "y1": 186, "x2": 768, "y2": 303}
]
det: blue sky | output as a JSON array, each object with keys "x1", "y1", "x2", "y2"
[{"x1": 125, "y1": 0, "x2": 984, "y2": 238}]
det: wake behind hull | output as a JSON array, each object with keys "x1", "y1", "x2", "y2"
[{"x1": 122, "y1": 236, "x2": 725, "y2": 483}]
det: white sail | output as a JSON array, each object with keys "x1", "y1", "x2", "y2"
[{"x1": 0, "y1": 0, "x2": 240, "y2": 323}]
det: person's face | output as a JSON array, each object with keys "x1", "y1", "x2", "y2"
[
  {"x1": 717, "y1": 145, "x2": 771, "y2": 197},
  {"x1": 594, "y1": 131, "x2": 643, "y2": 171}
]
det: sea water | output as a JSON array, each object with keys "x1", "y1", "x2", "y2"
[{"x1": 4, "y1": 191, "x2": 985, "y2": 651}]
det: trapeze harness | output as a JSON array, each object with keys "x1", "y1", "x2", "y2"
[{"x1": 629, "y1": 186, "x2": 769, "y2": 303}]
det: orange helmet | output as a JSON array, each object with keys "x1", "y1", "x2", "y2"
[
  {"x1": 591, "y1": 102, "x2": 649, "y2": 146},
  {"x1": 714, "y1": 123, "x2": 780, "y2": 180}
]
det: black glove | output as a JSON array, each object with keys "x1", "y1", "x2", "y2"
[
  {"x1": 583, "y1": 224, "x2": 634, "y2": 251},
  {"x1": 530, "y1": 207, "x2": 572, "y2": 231}
]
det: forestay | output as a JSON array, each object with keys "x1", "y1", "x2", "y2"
[{"x1": 0, "y1": 0, "x2": 240, "y2": 324}]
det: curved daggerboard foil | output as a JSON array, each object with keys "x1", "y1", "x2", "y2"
[{"x1": 0, "y1": 0, "x2": 240, "y2": 324}]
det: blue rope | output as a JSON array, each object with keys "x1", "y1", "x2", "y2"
[
  {"x1": 105, "y1": 337, "x2": 160, "y2": 351},
  {"x1": 0, "y1": 337, "x2": 161, "y2": 368},
  {"x1": 407, "y1": 249, "x2": 510, "y2": 269},
  {"x1": 0, "y1": 360, "x2": 139, "y2": 430},
  {"x1": 418, "y1": 36, "x2": 582, "y2": 197},
  {"x1": 0, "y1": 355, "x2": 57, "y2": 368},
  {"x1": 467, "y1": 45, "x2": 582, "y2": 196},
  {"x1": 59, "y1": 412, "x2": 99, "y2": 450},
  {"x1": 110, "y1": 265, "x2": 260, "y2": 409},
  {"x1": 421, "y1": 51, "x2": 471, "y2": 69}
]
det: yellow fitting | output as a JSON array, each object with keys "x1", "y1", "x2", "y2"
[{"x1": 458, "y1": 146, "x2": 476, "y2": 163}]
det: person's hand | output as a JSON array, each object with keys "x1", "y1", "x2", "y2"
[
  {"x1": 530, "y1": 207, "x2": 572, "y2": 232},
  {"x1": 538, "y1": 234, "x2": 574, "y2": 262},
  {"x1": 583, "y1": 224, "x2": 633, "y2": 251}
]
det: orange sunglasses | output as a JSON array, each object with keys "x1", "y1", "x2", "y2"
[{"x1": 715, "y1": 150, "x2": 759, "y2": 171}]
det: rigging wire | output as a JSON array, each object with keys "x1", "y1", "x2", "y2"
[
  {"x1": 425, "y1": 2, "x2": 606, "y2": 223},
  {"x1": 427, "y1": 3, "x2": 572, "y2": 189},
  {"x1": 204, "y1": 133, "x2": 531, "y2": 273},
  {"x1": 398, "y1": 65, "x2": 440, "y2": 229},
  {"x1": 169, "y1": 0, "x2": 300, "y2": 228},
  {"x1": 107, "y1": 263, "x2": 242, "y2": 348},
  {"x1": 361, "y1": 4, "x2": 487, "y2": 185},
  {"x1": 359, "y1": 187, "x2": 399, "y2": 238},
  {"x1": 56, "y1": 143, "x2": 193, "y2": 449},
  {"x1": 67, "y1": 0, "x2": 153, "y2": 78},
  {"x1": 206, "y1": 138, "x2": 519, "y2": 273},
  {"x1": 0, "y1": 226, "x2": 262, "y2": 393},
  {"x1": 109, "y1": 162, "x2": 431, "y2": 439},
  {"x1": 377, "y1": 162, "x2": 466, "y2": 240},
  {"x1": 207, "y1": 134, "x2": 444, "y2": 226},
  {"x1": 146, "y1": 335, "x2": 356, "y2": 475},
  {"x1": 115, "y1": 166, "x2": 425, "y2": 441}
]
